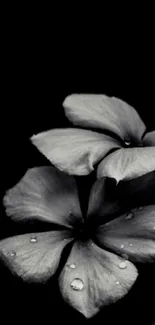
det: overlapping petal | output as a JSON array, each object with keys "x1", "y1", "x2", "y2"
[
  {"x1": 59, "y1": 240, "x2": 138, "y2": 318},
  {"x1": 3, "y1": 167, "x2": 82, "y2": 228},
  {"x1": 117, "y1": 170, "x2": 155, "y2": 207},
  {"x1": 143, "y1": 130, "x2": 155, "y2": 146},
  {"x1": 0, "y1": 230, "x2": 73, "y2": 282},
  {"x1": 31, "y1": 128, "x2": 120, "y2": 175},
  {"x1": 87, "y1": 177, "x2": 123, "y2": 226},
  {"x1": 97, "y1": 147, "x2": 155, "y2": 182},
  {"x1": 95, "y1": 205, "x2": 155, "y2": 263},
  {"x1": 63, "y1": 94, "x2": 146, "y2": 141}
]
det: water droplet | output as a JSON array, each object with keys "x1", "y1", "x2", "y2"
[
  {"x1": 129, "y1": 244, "x2": 133, "y2": 247},
  {"x1": 68, "y1": 264, "x2": 76, "y2": 269},
  {"x1": 137, "y1": 206, "x2": 144, "y2": 211},
  {"x1": 125, "y1": 211, "x2": 134, "y2": 220},
  {"x1": 120, "y1": 244, "x2": 125, "y2": 249},
  {"x1": 70, "y1": 278, "x2": 84, "y2": 291},
  {"x1": 124, "y1": 140, "x2": 131, "y2": 146},
  {"x1": 10, "y1": 251, "x2": 16, "y2": 257},
  {"x1": 30, "y1": 236, "x2": 37, "y2": 243},
  {"x1": 119, "y1": 261, "x2": 127, "y2": 269},
  {"x1": 116, "y1": 281, "x2": 120, "y2": 285}
]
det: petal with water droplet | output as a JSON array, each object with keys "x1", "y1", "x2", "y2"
[
  {"x1": 59, "y1": 240, "x2": 137, "y2": 318},
  {"x1": 0, "y1": 230, "x2": 73, "y2": 282},
  {"x1": 95, "y1": 205, "x2": 155, "y2": 263}
]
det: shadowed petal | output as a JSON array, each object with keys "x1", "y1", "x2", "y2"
[
  {"x1": 59, "y1": 240, "x2": 138, "y2": 318},
  {"x1": 117, "y1": 171, "x2": 155, "y2": 207},
  {"x1": 31, "y1": 128, "x2": 120, "y2": 175},
  {"x1": 3, "y1": 167, "x2": 82, "y2": 228},
  {"x1": 87, "y1": 177, "x2": 123, "y2": 226},
  {"x1": 143, "y1": 130, "x2": 155, "y2": 146},
  {"x1": 95, "y1": 205, "x2": 155, "y2": 263},
  {"x1": 0, "y1": 230, "x2": 73, "y2": 283},
  {"x1": 63, "y1": 94, "x2": 146, "y2": 141},
  {"x1": 97, "y1": 147, "x2": 155, "y2": 182}
]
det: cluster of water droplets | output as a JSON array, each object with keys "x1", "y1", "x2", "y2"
[
  {"x1": 120, "y1": 207, "x2": 144, "y2": 255},
  {"x1": 65, "y1": 263, "x2": 84, "y2": 291},
  {"x1": 7, "y1": 203, "x2": 153, "y2": 295}
]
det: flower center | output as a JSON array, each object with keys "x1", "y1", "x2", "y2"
[{"x1": 73, "y1": 221, "x2": 93, "y2": 241}]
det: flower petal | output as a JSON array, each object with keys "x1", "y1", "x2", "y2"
[
  {"x1": 95, "y1": 205, "x2": 155, "y2": 263},
  {"x1": 87, "y1": 177, "x2": 123, "y2": 226},
  {"x1": 143, "y1": 130, "x2": 155, "y2": 146},
  {"x1": 97, "y1": 147, "x2": 155, "y2": 182},
  {"x1": 63, "y1": 94, "x2": 146, "y2": 141},
  {"x1": 117, "y1": 171, "x2": 155, "y2": 207},
  {"x1": 59, "y1": 240, "x2": 138, "y2": 318},
  {"x1": 0, "y1": 230, "x2": 73, "y2": 282},
  {"x1": 4, "y1": 167, "x2": 82, "y2": 228},
  {"x1": 31, "y1": 129, "x2": 120, "y2": 175}
]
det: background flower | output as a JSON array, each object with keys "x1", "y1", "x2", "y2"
[
  {"x1": 31, "y1": 95, "x2": 155, "y2": 182},
  {"x1": 0, "y1": 167, "x2": 155, "y2": 318}
]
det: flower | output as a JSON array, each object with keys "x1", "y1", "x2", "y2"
[
  {"x1": 0, "y1": 167, "x2": 155, "y2": 318},
  {"x1": 31, "y1": 94, "x2": 155, "y2": 182}
]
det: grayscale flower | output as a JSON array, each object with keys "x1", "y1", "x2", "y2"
[
  {"x1": 31, "y1": 95, "x2": 155, "y2": 182},
  {"x1": 0, "y1": 167, "x2": 154, "y2": 318}
]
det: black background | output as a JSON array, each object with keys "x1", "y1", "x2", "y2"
[{"x1": 1, "y1": 12, "x2": 155, "y2": 325}]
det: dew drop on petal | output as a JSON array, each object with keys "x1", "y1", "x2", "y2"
[
  {"x1": 70, "y1": 278, "x2": 84, "y2": 291},
  {"x1": 10, "y1": 251, "x2": 16, "y2": 257},
  {"x1": 119, "y1": 261, "x2": 127, "y2": 269},
  {"x1": 69, "y1": 210, "x2": 74, "y2": 217},
  {"x1": 137, "y1": 207, "x2": 144, "y2": 211},
  {"x1": 125, "y1": 211, "x2": 134, "y2": 220},
  {"x1": 124, "y1": 140, "x2": 131, "y2": 146},
  {"x1": 120, "y1": 244, "x2": 125, "y2": 249},
  {"x1": 70, "y1": 264, "x2": 76, "y2": 269},
  {"x1": 30, "y1": 236, "x2": 37, "y2": 243}
]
